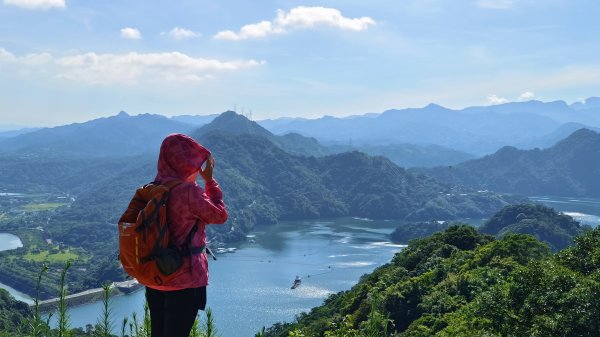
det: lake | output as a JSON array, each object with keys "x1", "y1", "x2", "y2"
[
  {"x1": 33, "y1": 196, "x2": 600, "y2": 335},
  {"x1": 49, "y1": 217, "x2": 406, "y2": 337},
  {"x1": 0, "y1": 232, "x2": 23, "y2": 251},
  {"x1": 0, "y1": 232, "x2": 34, "y2": 304}
]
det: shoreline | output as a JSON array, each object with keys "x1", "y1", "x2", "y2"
[{"x1": 33, "y1": 280, "x2": 143, "y2": 312}]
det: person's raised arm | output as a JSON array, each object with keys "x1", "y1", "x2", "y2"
[{"x1": 190, "y1": 156, "x2": 228, "y2": 224}]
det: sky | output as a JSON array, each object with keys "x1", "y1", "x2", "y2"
[{"x1": 1, "y1": 0, "x2": 599, "y2": 126}]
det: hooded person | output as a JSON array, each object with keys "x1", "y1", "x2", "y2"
[{"x1": 145, "y1": 133, "x2": 228, "y2": 337}]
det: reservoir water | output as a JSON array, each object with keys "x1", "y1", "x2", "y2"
[
  {"x1": 31, "y1": 196, "x2": 600, "y2": 335},
  {"x1": 49, "y1": 218, "x2": 406, "y2": 337},
  {"x1": 0, "y1": 232, "x2": 34, "y2": 304},
  {"x1": 530, "y1": 196, "x2": 600, "y2": 228},
  {"x1": 0, "y1": 233, "x2": 23, "y2": 251}
]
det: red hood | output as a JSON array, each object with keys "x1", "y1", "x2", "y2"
[{"x1": 154, "y1": 133, "x2": 211, "y2": 182}]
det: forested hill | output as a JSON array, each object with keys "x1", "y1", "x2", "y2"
[
  {"x1": 0, "y1": 112, "x2": 197, "y2": 157},
  {"x1": 196, "y1": 111, "x2": 331, "y2": 157},
  {"x1": 479, "y1": 204, "x2": 587, "y2": 251},
  {"x1": 265, "y1": 225, "x2": 600, "y2": 337},
  {"x1": 420, "y1": 128, "x2": 600, "y2": 197}
]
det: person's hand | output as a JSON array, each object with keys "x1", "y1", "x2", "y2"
[{"x1": 201, "y1": 155, "x2": 214, "y2": 182}]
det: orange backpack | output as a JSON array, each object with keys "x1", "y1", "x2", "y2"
[{"x1": 118, "y1": 180, "x2": 202, "y2": 286}]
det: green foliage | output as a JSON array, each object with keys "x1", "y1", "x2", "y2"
[
  {"x1": 422, "y1": 128, "x2": 600, "y2": 197},
  {"x1": 479, "y1": 203, "x2": 587, "y2": 251},
  {"x1": 265, "y1": 224, "x2": 600, "y2": 337},
  {"x1": 96, "y1": 283, "x2": 114, "y2": 337},
  {"x1": 58, "y1": 261, "x2": 72, "y2": 337}
]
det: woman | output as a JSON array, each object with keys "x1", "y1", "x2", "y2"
[{"x1": 146, "y1": 133, "x2": 228, "y2": 337}]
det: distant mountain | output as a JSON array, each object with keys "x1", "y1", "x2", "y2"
[
  {"x1": 170, "y1": 113, "x2": 218, "y2": 126},
  {"x1": 0, "y1": 111, "x2": 196, "y2": 157},
  {"x1": 479, "y1": 204, "x2": 587, "y2": 251},
  {"x1": 518, "y1": 122, "x2": 600, "y2": 149},
  {"x1": 329, "y1": 143, "x2": 475, "y2": 168},
  {"x1": 570, "y1": 97, "x2": 600, "y2": 110},
  {"x1": 259, "y1": 99, "x2": 600, "y2": 155},
  {"x1": 196, "y1": 111, "x2": 331, "y2": 157},
  {"x1": 421, "y1": 128, "x2": 600, "y2": 197},
  {"x1": 0, "y1": 127, "x2": 41, "y2": 138},
  {"x1": 0, "y1": 123, "x2": 29, "y2": 132},
  {"x1": 196, "y1": 110, "x2": 274, "y2": 138}
]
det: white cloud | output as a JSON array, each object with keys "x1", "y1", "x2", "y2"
[
  {"x1": 56, "y1": 52, "x2": 264, "y2": 84},
  {"x1": 0, "y1": 48, "x2": 52, "y2": 65},
  {"x1": 120, "y1": 27, "x2": 142, "y2": 40},
  {"x1": 519, "y1": 91, "x2": 535, "y2": 101},
  {"x1": 0, "y1": 47, "x2": 264, "y2": 84},
  {"x1": 167, "y1": 27, "x2": 201, "y2": 40},
  {"x1": 476, "y1": 0, "x2": 518, "y2": 9},
  {"x1": 214, "y1": 6, "x2": 375, "y2": 41},
  {"x1": 215, "y1": 21, "x2": 284, "y2": 41},
  {"x1": 3, "y1": 0, "x2": 65, "y2": 10},
  {"x1": 487, "y1": 94, "x2": 509, "y2": 105},
  {"x1": 275, "y1": 7, "x2": 375, "y2": 31},
  {"x1": 0, "y1": 48, "x2": 16, "y2": 62}
]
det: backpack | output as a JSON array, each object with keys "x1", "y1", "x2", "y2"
[{"x1": 118, "y1": 180, "x2": 205, "y2": 286}]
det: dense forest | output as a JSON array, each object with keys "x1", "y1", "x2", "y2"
[
  {"x1": 421, "y1": 128, "x2": 600, "y2": 197},
  {"x1": 390, "y1": 204, "x2": 587, "y2": 252},
  {"x1": 479, "y1": 204, "x2": 587, "y2": 251},
  {"x1": 390, "y1": 221, "x2": 452, "y2": 243},
  {"x1": 264, "y1": 224, "x2": 600, "y2": 337}
]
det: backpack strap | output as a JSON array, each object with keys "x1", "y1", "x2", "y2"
[{"x1": 182, "y1": 220, "x2": 218, "y2": 266}]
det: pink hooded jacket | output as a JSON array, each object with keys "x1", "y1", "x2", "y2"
[{"x1": 148, "y1": 133, "x2": 228, "y2": 291}]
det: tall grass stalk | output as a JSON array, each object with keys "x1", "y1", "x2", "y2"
[
  {"x1": 142, "y1": 302, "x2": 151, "y2": 336},
  {"x1": 120, "y1": 317, "x2": 128, "y2": 337},
  {"x1": 58, "y1": 261, "x2": 72, "y2": 337},
  {"x1": 189, "y1": 317, "x2": 201, "y2": 337},
  {"x1": 131, "y1": 312, "x2": 139, "y2": 337},
  {"x1": 203, "y1": 308, "x2": 219, "y2": 337},
  {"x1": 96, "y1": 283, "x2": 114, "y2": 337},
  {"x1": 254, "y1": 326, "x2": 267, "y2": 337},
  {"x1": 28, "y1": 264, "x2": 48, "y2": 337}
]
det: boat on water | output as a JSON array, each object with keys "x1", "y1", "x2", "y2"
[
  {"x1": 291, "y1": 276, "x2": 301, "y2": 289},
  {"x1": 215, "y1": 247, "x2": 237, "y2": 254}
]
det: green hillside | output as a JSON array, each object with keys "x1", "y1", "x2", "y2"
[
  {"x1": 265, "y1": 224, "x2": 600, "y2": 337},
  {"x1": 422, "y1": 128, "x2": 600, "y2": 197},
  {"x1": 479, "y1": 204, "x2": 587, "y2": 251}
]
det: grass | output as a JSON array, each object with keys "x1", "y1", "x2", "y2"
[
  {"x1": 25, "y1": 249, "x2": 79, "y2": 263},
  {"x1": 22, "y1": 203, "x2": 67, "y2": 211}
]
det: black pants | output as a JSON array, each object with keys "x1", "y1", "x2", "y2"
[{"x1": 145, "y1": 286, "x2": 207, "y2": 337}]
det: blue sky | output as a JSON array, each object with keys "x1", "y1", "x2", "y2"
[{"x1": 0, "y1": 0, "x2": 599, "y2": 126}]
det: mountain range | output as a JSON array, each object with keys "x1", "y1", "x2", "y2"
[
  {"x1": 0, "y1": 112, "x2": 195, "y2": 157},
  {"x1": 259, "y1": 98, "x2": 600, "y2": 155},
  {"x1": 420, "y1": 128, "x2": 600, "y2": 197},
  {"x1": 40, "y1": 111, "x2": 520, "y2": 250},
  {"x1": 0, "y1": 110, "x2": 475, "y2": 167}
]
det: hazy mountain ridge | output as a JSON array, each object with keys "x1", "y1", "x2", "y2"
[
  {"x1": 0, "y1": 112, "x2": 197, "y2": 157},
  {"x1": 420, "y1": 128, "x2": 600, "y2": 197},
  {"x1": 258, "y1": 99, "x2": 600, "y2": 155}
]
